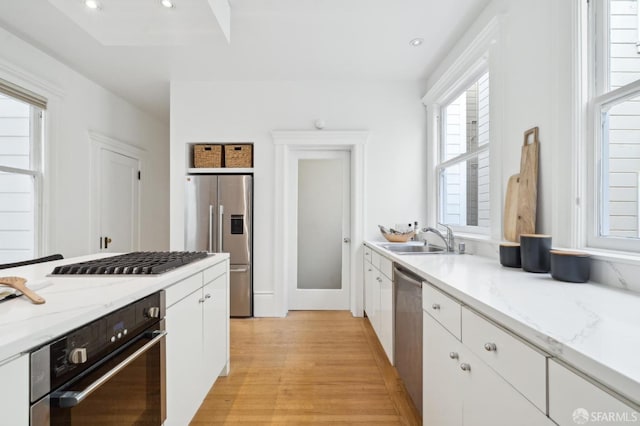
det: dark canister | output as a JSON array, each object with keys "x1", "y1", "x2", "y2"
[
  {"x1": 520, "y1": 234, "x2": 552, "y2": 273},
  {"x1": 550, "y1": 250, "x2": 591, "y2": 283},
  {"x1": 499, "y1": 243, "x2": 521, "y2": 268}
]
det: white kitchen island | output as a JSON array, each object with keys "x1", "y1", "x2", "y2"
[{"x1": 0, "y1": 252, "x2": 230, "y2": 425}]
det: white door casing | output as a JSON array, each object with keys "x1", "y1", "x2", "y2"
[
  {"x1": 272, "y1": 130, "x2": 368, "y2": 317},
  {"x1": 89, "y1": 131, "x2": 144, "y2": 253},
  {"x1": 289, "y1": 150, "x2": 351, "y2": 310}
]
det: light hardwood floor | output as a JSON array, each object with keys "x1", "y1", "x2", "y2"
[{"x1": 191, "y1": 311, "x2": 421, "y2": 425}]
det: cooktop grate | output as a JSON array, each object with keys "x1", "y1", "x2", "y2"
[{"x1": 51, "y1": 251, "x2": 209, "y2": 275}]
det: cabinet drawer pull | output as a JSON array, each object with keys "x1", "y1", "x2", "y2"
[
  {"x1": 460, "y1": 363, "x2": 471, "y2": 372},
  {"x1": 449, "y1": 352, "x2": 459, "y2": 360},
  {"x1": 484, "y1": 342, "x2": 497, "y2": 352},
  {"x1": 432, "y1": 303, "x2": 441, "y2": 310}
]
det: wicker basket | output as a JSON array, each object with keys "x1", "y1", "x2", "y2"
[
  {"x1": 224, "y1": 144, "x2": 253, "y2": 168},
  {"x1": 194, "y1": 145, "x2": 223, "y2": 168}
]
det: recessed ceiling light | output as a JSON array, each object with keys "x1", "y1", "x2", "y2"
[
  {"x1": 160, "y1": 0, "x2": 175, "y2": 8},
  {"x1": 84, "y1": 0, "x2": 101, "y2": 9},
  {"x1": 409, "y1": 38, "x2": 424, "y2": 47}
]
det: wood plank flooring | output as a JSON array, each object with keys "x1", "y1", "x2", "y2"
[{"x1": 191, "y1": 311, "x2": 421, "y2": 425}]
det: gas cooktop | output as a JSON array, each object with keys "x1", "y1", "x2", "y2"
[{"x1": 51, "y1": 251, "x2": 209, "y2": 275}]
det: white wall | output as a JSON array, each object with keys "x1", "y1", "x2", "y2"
[
  {"x1": 170, "y1": 80, "x2": 427, "y2": 316},
  {"x1": 425, "y1": 0, "x2": 640, "y2": 293},
  {"x1": 0, "y1": 25, "x2": 170, "y2": 258}
]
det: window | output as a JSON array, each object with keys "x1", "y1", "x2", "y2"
[
  {"x1": 0, "y1": 79, "x2": 46, "y2": 263},
  {"x1": 588, "y1": 0, "x2": 640, "y2": 251},
  {"x1": 436, "y1": 72, "x2": 490, "y2": 232}
]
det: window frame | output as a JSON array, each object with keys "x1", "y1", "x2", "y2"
[
  {"x1": 435, "y1": 68, "x2": 491, "y2": 235},
  {"x1": 0, "y1": 97, "x2": 45, "y2": 261},
  {"x1": 586, "y1": 0, "x2": 640, "y2": 253}
]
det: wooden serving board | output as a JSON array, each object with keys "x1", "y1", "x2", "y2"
[
  {"x1": 515, "y1": 127, "x2": 540, "y2": 239},
  {"x1": 503, "y1": 173, "x2": 520, "y2": 242}
]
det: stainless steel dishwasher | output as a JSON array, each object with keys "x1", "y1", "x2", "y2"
[{"x1": 394, "y1": 264, "x2": 423, "y2": 415}]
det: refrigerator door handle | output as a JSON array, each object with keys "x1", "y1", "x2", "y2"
[
  {"x1": 230, "y1": 267, "x2": 249, "y2": 273},
  {"x1": 218, "y1": 204, "x2": 224, "y2": 252},
  {"x1": 208, "y1": 204, "x2": 214, "y2": 253}
]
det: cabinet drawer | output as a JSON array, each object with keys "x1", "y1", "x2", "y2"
[
  {"x1": 422, "y1": 283, "x2": 461, "y2": 339},
  {"x1": 165, "y1": 273, "x2": 202, "y2": 307},
  {"x1": 379, "y1": 255, "x2": 393, "y2": 279},
  {"x1": 549, "y1": 360, "x2": 639, "y2": 425},
  {"x1": 370, "y1": 250, "x2": 381, "y2": 270},
  {"x1": 204, "y1": 259, "x2": 228, "y2": 285},
  {"x1": 364, "y1": 246, "x2": 372, "y2": 262},
  {"x1": 461, "y1": 307, "x2": 547, "y2": 413}
]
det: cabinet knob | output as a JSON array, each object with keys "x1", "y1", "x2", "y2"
[
  {"x1": 198, "y1": 298, "x2": 206, "y2": 303},
  {"x1": 68, "y1": 348, "x2": 88, "y2": 365},
  {"x1": 205, "y1": 294, "x2": 212, "y2": 299},
  {"x1": 368, "y1": 268, "x2": 372, "y2": 272},
  {"x1": 449, "y1": 352, "x2": 458, "y2": 360},
  {"x1": 460, "y1": 363, "x2": 471, "y2": 372},
  {"x1": 484, "y1": 342, "x2": 497, "y2": 352},
  {"x1": 432, "y1": 303, "x2": 440, "y2": 310},
  {"x1": 377, "y1": 277, "x2": 382, "y2": 282}
]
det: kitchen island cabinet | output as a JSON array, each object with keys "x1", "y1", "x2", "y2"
[
  {"x1": 165, "y1": 259, "x2": 229, "y2": 426},
  {"x1": 0, "y1": 355, "x2": 28, "y2": 425}
]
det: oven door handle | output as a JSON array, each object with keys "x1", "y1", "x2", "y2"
[{"x1": 51, "y1": 330, "x2": 167, "y2": 408}]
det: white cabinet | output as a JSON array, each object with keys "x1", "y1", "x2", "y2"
[
  {"x1": 423, "y1": 313, "x2": 463, "y2": 426},
  {"x1": 549, "y1": 360, "x2": 639, "y2": 426},
  {"x1": 0, "y1": 354, "x2": 29, "y2": 425},
  {"x1": 166, "y1": 260, "x2": 229, "y2": 426},
  {"x1": 363, "y1": 246, "x2": 393, "y2": 364},
  {"x1": 378, "y1": 272, "x2": 393, "y2": 361},
  {"x1": 423, "y1": 282, "x2": 553, "y2": 426}
]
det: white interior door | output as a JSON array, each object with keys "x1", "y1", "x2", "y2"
[
  {"x1": 99, "y1": 148, "x2": 139, "y2": 252},
  {"x1": 288, "y1": 150, "x2": 350, "y2": 310}
]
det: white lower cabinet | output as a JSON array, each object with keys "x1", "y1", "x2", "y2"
[
  {"x1": 424, "y1": 313, "x2": 463, "y2": 426},
  {"x1": 166, "y1": 263, "x2": 229, "y2": 426},
  {"x1": 363, "y1": 247, "x2": 393, "y2": 364},
  {"x1": 548, "y1": 359, "x2": 639, "y2": 426},
  {"x1": 0, "y1": 354, "x2": 29, "y2": 425},
  {"x1": 423, "y1": 285, "x2": 554, "y2": 426}
]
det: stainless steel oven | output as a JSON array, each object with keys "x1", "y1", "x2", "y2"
[{"x1": 30, "y1": 291, "x2": 166, "y2": 425}]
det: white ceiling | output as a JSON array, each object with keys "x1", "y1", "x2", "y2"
[{"x1": 0, "y1": 0, "x2": 490, "y2": 121}]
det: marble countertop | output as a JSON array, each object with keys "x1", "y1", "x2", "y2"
[
  {"x1": 0, "y1": 253, "x2": 229, "y2": 364},
  {"x1": 365, "y1": 241, "x2": 640, "y2": 405}
]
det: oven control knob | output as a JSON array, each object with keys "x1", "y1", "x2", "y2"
[
  {"x1": 147, "y1": 307, "x2": 160, "y2": 318},
  {"x1": 68, "y1": 348, "x2": 88, "y2": 365}
]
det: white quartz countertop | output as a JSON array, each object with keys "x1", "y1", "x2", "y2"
[
  {"x1": 0, "y1": 253, "x2": 229, "y2": 364},
  {"x1": 365, "y1": 241, "x2": 640, "y2": 405}
]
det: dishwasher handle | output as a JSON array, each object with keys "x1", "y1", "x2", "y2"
[{"x1": 394, "y1": 266, "x2": 423, "y2": 289}]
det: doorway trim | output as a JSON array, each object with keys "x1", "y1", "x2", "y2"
[
  {"x1": 272, "y1": 130, "x2": 368, "y2": 317},
  {"x1": 89, "y1": 131, "x2": 145, "y2": 253}
]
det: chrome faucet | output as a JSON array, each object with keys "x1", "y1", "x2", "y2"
[{"x1": 422, "y1": 223, "x2": 455, "y2": 252}]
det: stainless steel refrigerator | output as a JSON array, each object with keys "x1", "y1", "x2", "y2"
[{"x1": 185, "y1": 175, "x2": 253, "y2": 317}]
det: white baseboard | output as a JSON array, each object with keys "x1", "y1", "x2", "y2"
[{"x1": 253, "y1": 291, "x2": 286, "y2": 317}]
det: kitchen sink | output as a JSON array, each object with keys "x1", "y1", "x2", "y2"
[{"x1": 380, "y1": 243, "x2": 447, "y2": 254}]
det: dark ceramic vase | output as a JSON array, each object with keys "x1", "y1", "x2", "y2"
[
  {"x1": 550, "y1": 250, "x2": 591, "y2": 283},
  {"x1": 499, "y1": 243, "x2": 521, "y2": 268},
  {"x1": 520, "y1": 234, "x2": 551, "y2": 273}
]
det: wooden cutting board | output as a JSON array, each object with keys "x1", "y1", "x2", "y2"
[
  {"x1": 503, "y1": 174, "x2": 520, "y2": 242},
  {"x1": 515, "y1": 127, "x2": 539, "y2": 239}
]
